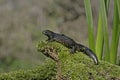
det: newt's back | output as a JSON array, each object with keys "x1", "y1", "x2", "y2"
[{"x1": 53, "y1": 34, "x2": 76, "y2": 48}]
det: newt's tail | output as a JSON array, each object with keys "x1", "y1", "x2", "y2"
[
  {"x1": 77, "y1": 44, "x2": 99, "y2": 65},
  {"x1": 84, "y1": 48, "x2": 99, "y2": 65}
]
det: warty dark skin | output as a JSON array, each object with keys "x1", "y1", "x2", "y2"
[{"x1": 42, "y1": 30, "x2": 99, "y2": 65}]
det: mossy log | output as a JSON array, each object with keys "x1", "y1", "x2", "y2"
[{"x1": 0, "y1": 41, "x2": 120, "y2": 80}]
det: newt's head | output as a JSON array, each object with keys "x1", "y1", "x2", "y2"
[
  {"x1": 42, "y1": 30, "x2": 54, "y2": 36},
  {"x1": 42, "y1": 30, "x2": 54, "y2": 41}
]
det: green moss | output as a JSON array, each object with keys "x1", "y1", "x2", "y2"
[
  {"x1": 0, "y1": 61, "x2": 56, "y2": 80},
  {"x1": 0, "y1": 41, "x2": 120, "y2": 80}
]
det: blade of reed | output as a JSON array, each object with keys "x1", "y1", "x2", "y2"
[
  {"x1": 117, "y1": 0, "x2": 120, "y2": 19},
  {"x1": 110, "y1": 0, "x2": 119, "y2": 64},
  {"x1": 84, "y1": 0, "x2": 95, "y2": 52},
  {"x1": 95, "y1": 13, "x2": 104, "y2": 60},
  {"x1": 100, "y1": 0, "x2": 110, "y2": 61},
  {"x1": 104, "y1": 0, "x2": 110, "y2": 15},
  {"x1": 117, "y1": 0, "x2": 120, "y2": 65}
]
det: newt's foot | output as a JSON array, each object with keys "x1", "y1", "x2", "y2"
[{"x1": 70, "y1": 50, "x2": 76, "y2": 54}]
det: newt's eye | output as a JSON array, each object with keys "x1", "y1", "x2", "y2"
[{"x1": 42, "y1": 31, "x2": 46, "y2": 34}]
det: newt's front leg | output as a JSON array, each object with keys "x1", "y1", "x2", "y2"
[
  {"x1": 46, "y1": 38, "x2": 54, "y2": 42},
  {"x1": 70, "y1": 46, "x2": 76, "y2": 54},
  {"x1": 46, "y1": 36, "x2": 55, "y2": 42}
]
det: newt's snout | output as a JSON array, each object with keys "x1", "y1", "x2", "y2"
[{"x1": 42, "y1": 30, "x2": 47, "y2": 35}]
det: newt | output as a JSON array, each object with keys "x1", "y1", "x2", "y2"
[{"x1": 42, "y1": 30, "x2": 99, "y2": 65}]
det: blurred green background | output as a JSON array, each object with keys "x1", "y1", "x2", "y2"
[{"x1": 0, "y1": 0, "x2": 119, "y2": 73}]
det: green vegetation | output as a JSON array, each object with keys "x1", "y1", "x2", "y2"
[
  {"x1": 110, "y1": 0, "x2": 120, "y2": 64},
  {"x1": 100, "y1": 0, "x2": 110, "y2": 62},
  {"x1": 84, "y1": 0, "x2": 120, "y2": 65},
  {"x1": 0, "y1": 61, "x2": 56, "y2": 80},
  {"x1": 0, "y1": 41, "x2": 119, "y2": 79},
  {"x1": 84, "y1": 0, "x2": 95, "y2": 52}
]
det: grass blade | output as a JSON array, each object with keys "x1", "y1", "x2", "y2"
[
  {"x1": 110, "y1": 0, "x2": 120, "y2": 64},
  {"x1": 95, "y1": 13, "x2": 104, "y2": 60},
  {"x1": 116, "y1": 0, "x2": 120, "y2": 65},
  {"x1": 104, "y1": 0, "x2": 110, "y2": 15},
  {"x1": 100, "y1": 0, "x2": 110, "y2": 61},
  {"x1": 110, "y1": 0, "x2": 119, "y2": 64},
  {"x1": 84, "y1": 0, "x2": 95, "y2": 52},
  {"x1": 117, "y1": 0, "x2": 120, "y2": 16}
]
